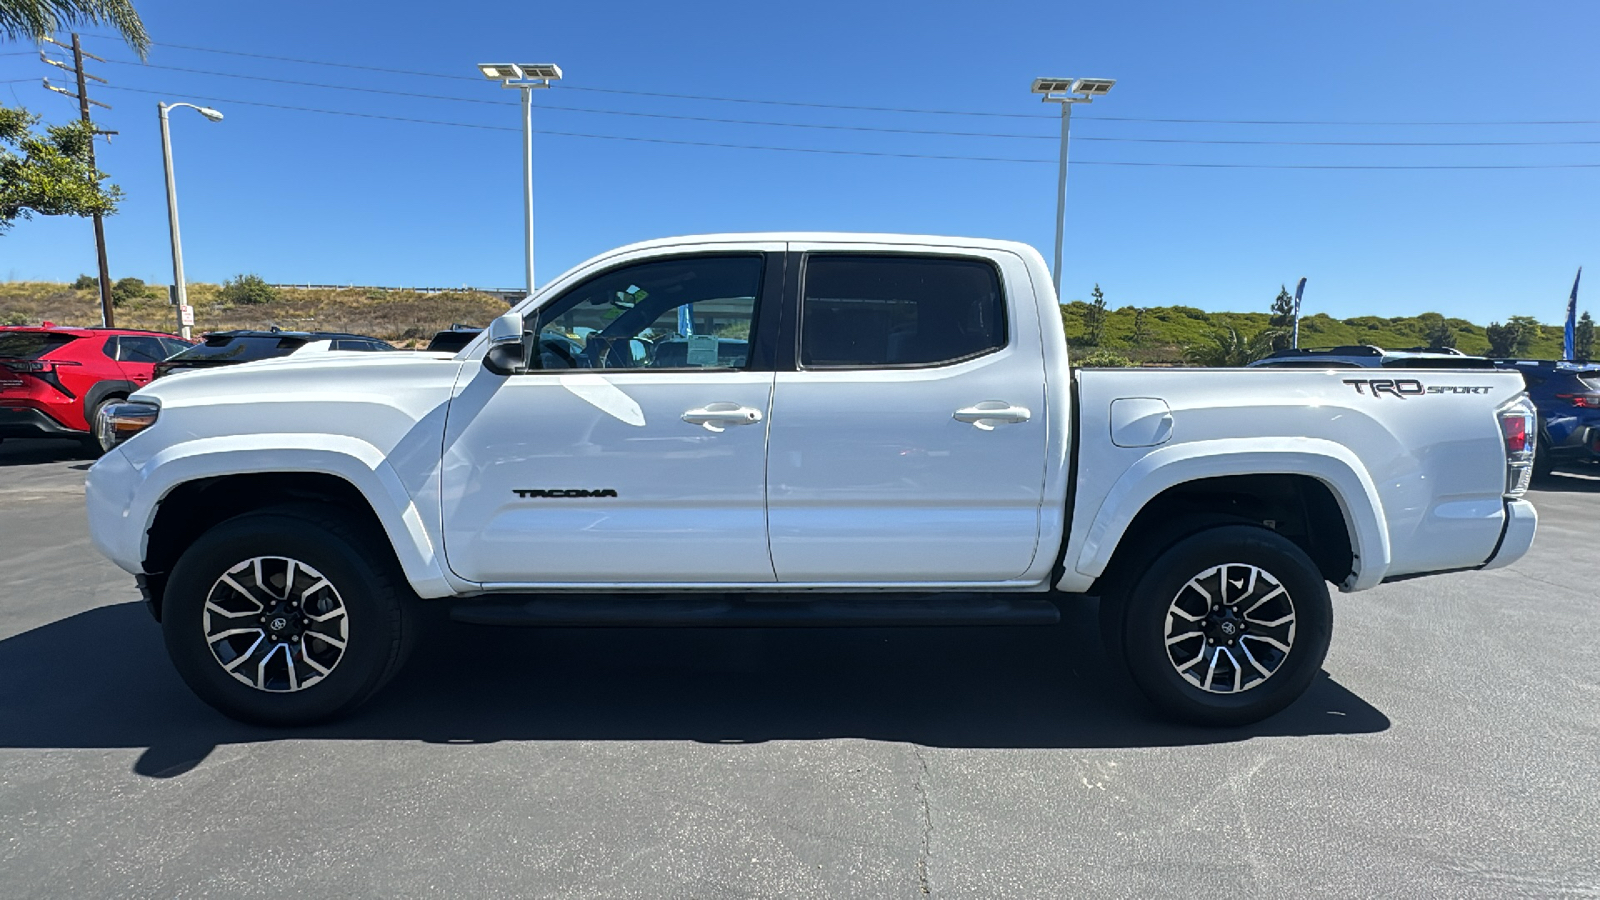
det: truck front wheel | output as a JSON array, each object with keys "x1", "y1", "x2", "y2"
[
  {"x1": 162, "y1": 505, "x2": 416, "y2": 726},
  {"x1": 1104, "y1": 525, "x2": 1333, "y2": 727}
]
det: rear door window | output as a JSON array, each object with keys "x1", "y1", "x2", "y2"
[
  {"x1": 117, "y1": 336, "x2": 172, "y2": 363},
  {"x1": 799, "y1": 256, "x2": 1006, "y2": 368},
  {"x1": 0, "y1": 332, "x2": 77, "y2": 359}
]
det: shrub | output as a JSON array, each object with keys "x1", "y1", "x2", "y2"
[
  {"x1": 72, "y1": 274, "x2": 97, "y2": 291},
  {"x1": 111, "y1": 277, "x2": 148, "y2": 306},
  {"x1": 220, "y1": 274, "x2": 278, "y2": 306},
  {"x1": 1075, "y1": 349, "x2": 1135, "y2": 367}
]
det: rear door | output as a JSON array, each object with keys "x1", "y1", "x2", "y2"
[
  {"x1": 108, "y1": 335, "x2": 172, "y2": 387},
  {"x1": 441, "y1": 246, "x2": 785, "y2": 586},
  {"x1": 765, "y1": 245, "x2": 1050, "y2": 583}
]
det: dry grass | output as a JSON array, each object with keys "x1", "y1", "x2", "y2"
[{"x1": 0, "y1": 282, "x2": 509, "y2": 347}]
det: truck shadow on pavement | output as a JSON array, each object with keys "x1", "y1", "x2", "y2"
[
  {"x1": 0, "y1": 438, "x2": 94, "y2": 466},
  {"x1": 0, "y1": 600, "x2": 1389, "y2": 779}
]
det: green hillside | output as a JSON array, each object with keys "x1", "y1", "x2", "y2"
[{"x1": 1059, "y1": 302, "x2": 1570, "y2": 363}]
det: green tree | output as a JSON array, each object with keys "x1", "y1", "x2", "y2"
[
  {"x1": 1131, "y1": 306, "x2": 1148, "y2": 348},
  {"x1": 1268, "y1": 285, "x2": 1296, "y2": 350},
  {"x1": 1, "y1": 0, "x2": 150, "y2": 57},
  {"x1": 1184, "y1": 326, "x2": 1280, "y2": 367},
  {"x1": 1485, "y1": 321, "x2": 1519, "y2": 357},
  {"x1": 1421, "y1": 314, "x2": 1458, "y2": 350},
  {"x1": 1085, "y1": 283, "x2": 1107, "y2": 347},
  {"x1": 220, "y1": 273, "x2": 278, "y2": 306},
  {"x1": 71, "y1": 273, "x2": 96, "y2": 290},
  {"x1": 0, "y1": 104, "x2": 121, "y2": 234},
  {"x1": 1506, "y1": 315, "x2": 1541, "y2": 357},
  {"x1": 1075, "y1": 348, "x2": 1134, "y2": 367},
  {"x1": 1576, "y1": 311, "x2": 1595, "y2": 362},
  {"x1": 111, "y1": 276, "x2": 145, "y2": 305}
]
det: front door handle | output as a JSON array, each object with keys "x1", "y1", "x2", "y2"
[
  {"x1": 954, "y1": 402, "x2": 1031, "y2": 430},
  {"x1": 682, "y1": 402, "x2": 764, "y2": 432}
]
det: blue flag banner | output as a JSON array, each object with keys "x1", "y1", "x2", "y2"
[
  {"x1": 1292, "y1": 277, "x2": 1307, "y2": 348},
  {"x1": 1565, "y1": 267, "x2": 1581, "y2": 362}
]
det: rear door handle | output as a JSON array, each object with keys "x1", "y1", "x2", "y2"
[
  {"x1": 682, "y1": 402, "x2": 764, "y2": 432},
  {"x1": 954, "y1": 402, "x2": 1032, "y2": 429}
]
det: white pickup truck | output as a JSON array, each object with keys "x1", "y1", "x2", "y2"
[{"x1": 86, "y1": 234, "x2": 1538, "y2": 728}]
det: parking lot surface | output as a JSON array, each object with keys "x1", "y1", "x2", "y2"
[{"x1": 2, "y1": 438, "x2": 1598, "y2": 898}]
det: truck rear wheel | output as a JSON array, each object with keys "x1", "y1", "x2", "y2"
[
  {"x1": 1104, "y1": 525, "x2": 1332, "y2": 727},
  {"x1": 162, "y1": 504, "x2": 416, "y2": 726}
]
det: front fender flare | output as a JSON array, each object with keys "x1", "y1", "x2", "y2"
[
  {"x1": 126, "y1": 433, "x2": 463, "y2": 598},
  {"x1": 1072, "y1": 437, "x2": 1391, "y2": 592}
]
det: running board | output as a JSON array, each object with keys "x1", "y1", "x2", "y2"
[{"x1": 448, "y1": 592, "x2": 1061, "y2": 628}]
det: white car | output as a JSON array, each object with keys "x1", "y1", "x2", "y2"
[{"x1": 85, "y1": 233, "x2": 1538, "y2": 727}]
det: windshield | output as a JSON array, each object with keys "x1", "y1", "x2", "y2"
[
  {"x1": 167, "y1": 335, "x2": 308, "y2": 363},
  {"x1": 0, "y1": 332, "x2": 77, "y2": 360}
]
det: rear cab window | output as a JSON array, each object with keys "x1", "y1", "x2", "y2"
[
  {"x1": 0, "y1": 332, "x2": 78, "y2": 360},
  {"x1": 799, "y1": 256, "x2": 1006, "y2": 368}
]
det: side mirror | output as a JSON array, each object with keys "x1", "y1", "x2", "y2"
[{"x1": 482, "y1": 312, "x2": 526, "y2": 376}]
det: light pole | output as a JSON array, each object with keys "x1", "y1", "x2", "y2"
[
  {"x1": 478, "y1": 62, "x2": 562, "y2": 300},
  {"x1": 158, "y1": 101, "x2": 223, "y2": 340},
  {"x1": 1031, "y1": 77, "x2": 1115, "y2": 298}
]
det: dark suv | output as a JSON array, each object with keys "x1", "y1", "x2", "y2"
[
  {"x1": 1494, "y1": 359, "x2": 1600, "y2": 477},
  {"x1": 0, "y1": 325, "x2": 193, "y2": 451},
  {"x1": 154, "y1": 330, "x2": 393, "y2": 379},
  {"x1": 1249, "y1": 345, "x2": 1498, "y2": 369}
]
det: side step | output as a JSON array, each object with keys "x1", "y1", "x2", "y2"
[{"x1": 448, "y1": 592, "x2": 1061, "y2": 628}]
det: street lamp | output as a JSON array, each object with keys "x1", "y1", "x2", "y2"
[
  {"x1": 158, "y1": 101, "x2": 223, "y2": 340},
  {"x1": 1032, "y1": 77, "x2": 1115, "y2": 298},
  {"x1": 478, "y1": 62, "x2": 562, "y2": 300}
]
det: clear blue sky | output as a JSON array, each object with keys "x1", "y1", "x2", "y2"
[{"x1": 2, "y1": 0, "x2": 1597, "y2": 324}]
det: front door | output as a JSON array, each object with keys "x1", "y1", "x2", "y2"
[
  {"x1": 766, "y1": 248, "x2": 1049, "y2": 583},
  {"x1": 441, "y1": 249, "x2": 782, "y2": 586}
]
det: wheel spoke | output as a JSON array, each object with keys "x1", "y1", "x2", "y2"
[
  {"x1": 306, "y1": 631, "x2": 345, "y2": 650},
  {"x1": 1240, "y1": 642, "x2": 1273, "y2": 679},
  {"x1": 205, "y1": 601, "x2": 259, "y2": 619},
  {"x1": 1243, "y1": 634, "x2": 1291, "y2": 654},
  {"x1": 1248, "y1": 611, "x2": 1295, "y2": 628},
  {"x1": 221, "y1": 633, "x2": 265, "y2": 671},
  {"x1": 1243, "y1": 585, "x2": 1286, "y2": 617},
  {"x1": 218, "y1": 573, "x2": 264, "y2": 609},
  {"x1": 1166, "y1": 630, "x2": 1203, "y2": 646},
  {"x1": 1202, "y1": 647, "x2": 1222, "y2": 691}
]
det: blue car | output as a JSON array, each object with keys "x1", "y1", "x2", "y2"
[{"x1": 1494, "y1": 359, "x2": 1600, "y2": 477}]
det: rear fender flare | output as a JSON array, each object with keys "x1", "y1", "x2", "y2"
[{"x1": 1072, "y1": 437, "x2": 1391, "y2": 592}]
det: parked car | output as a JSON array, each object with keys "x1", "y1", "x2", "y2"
[
  {"x1": 154, "y1": 329, "x2": 393, "y2": 379},
  {"x1": 0, "y1": 325, "x2": 192, "y2": 452},
  {"x1": 86, "y1": 233, "x2": 1537, "y2": 729},
  {"x1": 1250, "y1": 345, "x2": 1498, "y2": 369},
  {"x1": 1493, "y1": 359, "x2": 1600, "y2": 477},
  {"x1": 424, "y1": 326, "x2": 483, "y2": 353}
]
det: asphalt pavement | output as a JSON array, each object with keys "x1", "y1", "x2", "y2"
[{"x1": 1, "y1": 437, "x2": 1597, "y2": 898}]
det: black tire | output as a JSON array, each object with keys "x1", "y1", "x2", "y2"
[
  {"x1": 162, "y1": 504, "x2": 417, "y2": 726},
  {"x1": 1105, "y1": 524, "x2": 1332, "y2": 727},
  {"x1": 81, "y1": 396, "x2": 122, "y2": 457}
]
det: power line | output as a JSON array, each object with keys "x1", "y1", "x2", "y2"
[
  {"x1": 89, "y1": 61, "x2": 1600, "y2": 148},
  {"x1": 84, "y1": 35, "x2": 1600, "y2": 128},
  {"x1": 94, "y1": 84, "x2": 1600, "y2": 169}
]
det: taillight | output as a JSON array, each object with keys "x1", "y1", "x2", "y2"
[
  {"x1": 1500, "y1": 415, "x2": 1528, "y2": 453},
  {"x1": 0, "y1": 359, "x2": 78, "y2": 374},
  {"x1": 1555, "y1": 392, "x2": 1600, "y2": 409},
  {"x1": 1497, "y1": 397, "x2": 1536, "y2": 497}
]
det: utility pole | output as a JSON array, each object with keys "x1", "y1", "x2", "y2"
[{"x1": 42, "y1": 35, "x2": 117, "y2": 327}]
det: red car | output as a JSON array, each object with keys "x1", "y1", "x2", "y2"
[{"x1": 0, "y1": 325, "x2": 193, "y2": 452}]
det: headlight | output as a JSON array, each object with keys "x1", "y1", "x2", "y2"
[{"x1": 97, "y1": 400, "x2": 160, "y2": 450}]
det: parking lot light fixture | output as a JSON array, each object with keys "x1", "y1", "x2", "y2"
[
  {"x1": 158, "y1": 101, "x2": 224, "y2": 340},
  {"x1": 1032, "y1": 76, "x2": 1116, "y2": 298},
  {"x1": 478, "y1": 62, "x2": 563, "y2": 299}
]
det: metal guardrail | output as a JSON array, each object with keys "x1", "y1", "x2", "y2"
[{"x1": 266, "y1": 284, "x2": 527, "y2": 304}]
